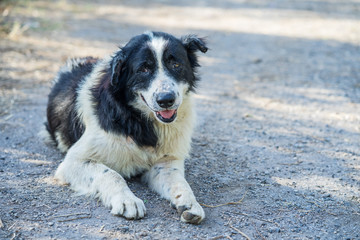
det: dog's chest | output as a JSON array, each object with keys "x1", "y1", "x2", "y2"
[{"x1": 94, "y1": 123, "x2": 192, "y2": 178}]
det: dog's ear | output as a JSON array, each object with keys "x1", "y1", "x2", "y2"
[
  {"x1": 181, "y1": 35, "x2": 208, "y2": 69},
  {"x1": 181, "y1": 35, "x2": 208, "y2": 54},
  {"x1": 110, "y1": 50, "x2": 126, "y2": 86}
]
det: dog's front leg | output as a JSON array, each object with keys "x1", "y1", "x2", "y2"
[
  {"x1": 55, "y1": 138, "x2": 146, "y2": 219},
  {"x1": 144, "y1": 160, "x2": 205, "y2": 224}
]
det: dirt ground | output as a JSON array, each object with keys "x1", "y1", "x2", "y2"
[{"x1": 1, "y1": 0, "x2": 360, "y2": 239}]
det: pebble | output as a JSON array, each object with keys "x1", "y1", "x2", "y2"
[
  {"x1": 268, "y1": 227, "x2": 281, "y2": 233},
  {"x1": 118, "y1": 226, "x2": 129, "y2": 232}
]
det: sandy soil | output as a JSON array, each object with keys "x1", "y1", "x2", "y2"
[{"x1": 1, "y1": 0, "x2": 360, "y2": 239}]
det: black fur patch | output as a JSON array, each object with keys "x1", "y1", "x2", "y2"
[
  {"x1": 46, "y1": 57, "x2": 98, "y2": 147},
  {"x1": 91, "y1": 69, "x2": 158, "y2": 147}
]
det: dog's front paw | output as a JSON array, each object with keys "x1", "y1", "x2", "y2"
[
  {"x1": 176, "y1": 201, "x2": 205, "y2": 224},
  {"x1": 110, "y1": 191, "x2": 146, "y2": 220}
]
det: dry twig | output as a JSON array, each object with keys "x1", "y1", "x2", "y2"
[
  {"x1": 10, "y1": 233, "x2": 17, "y2": 240},
  {"x1": 50, "y1": 212, "x2": 92, "y2": 222},
  {"x1": 99, "y1": 225, "x2": 105, "y2": 232},
  {"x1": 52, "y1": 212, "x2": 91, "y2": 219},
  {"x1": 229, "y1": 223, "x2": 251, "y2": 240},
  {"x1": 8, "y1": 221, "x2": 17, "y2": 230},
  {"x1": 252, "y1": 222, "x2": 266, "y2": 240},
  {"x1": 209, "y1": 235, "x2": 234, "y2": 240},
  {"x1": 208, "y1": 235, "x2": 226, "y2": 240},
  {"x1": 57, "y1": 214, "x2": 92, "y2": 222},
  {"x1": 43, "y1": 204, "x2": 51, "y2": 209}
]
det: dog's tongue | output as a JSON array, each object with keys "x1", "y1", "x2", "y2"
[{"x1": 158, "y1": 110, "x2": 176, "y2": 119}]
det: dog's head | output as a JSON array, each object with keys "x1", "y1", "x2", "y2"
[{"x1": 110, "y1": 31, "x2": 208, "y2": 124}]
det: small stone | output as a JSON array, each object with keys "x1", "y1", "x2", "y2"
[
  {"x1": 268, "y1": 227, "x2": 280, "y2": 233},
  {"x1": 139, "y1": 231, "x2": 148, "y2": 237},
  {"x1": 118, "y1": 226, "x2": 129, "y2": 232}
]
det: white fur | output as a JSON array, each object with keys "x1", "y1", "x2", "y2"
[
  {"x1": 55, "y1": 131, "x2": 69, "y2": 153},
  {"x1": 53, "y1": 46, "x2": 204, "y2": 223},
  {"x1": 148, "y1": 36, "x2": 168, "y2": 70},
  {"x1": 143, "y1": 160, "x2": 205, "y2": 223}
]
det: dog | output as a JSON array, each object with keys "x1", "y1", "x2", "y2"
[{"x1": 44, "y1": 31, "x2": 208, "y2": 224}]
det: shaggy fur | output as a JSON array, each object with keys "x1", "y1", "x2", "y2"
[{"x1": 44, "y1": 31, "x2": 208, "y2": 224}]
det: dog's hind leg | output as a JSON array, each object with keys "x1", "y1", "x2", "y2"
[
  {"x1": 55, "y1": 137, "x2": 146, "y2": 220},
  {"x1": 143, "y1": 159, "x2": 205, "y2": 224}
]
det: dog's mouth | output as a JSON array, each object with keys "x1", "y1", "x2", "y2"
[
  {"x1": 156, "y1": 109, "x2": 177, "y2": 123},
  {"x1": 141, "y1": 94, "x2": 177, "y2": 123}
]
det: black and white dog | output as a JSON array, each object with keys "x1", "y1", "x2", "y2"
[{"x1": 44, "y1": 31, "x2": 208, "y2": 224}]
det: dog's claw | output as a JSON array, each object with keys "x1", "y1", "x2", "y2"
[{"x1": 177, "y1": 205, "x2": 190, "y2": 215}]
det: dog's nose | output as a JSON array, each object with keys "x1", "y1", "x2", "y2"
[{"x1": 156, "y1": 92, "x2": 176, "y2": 108}]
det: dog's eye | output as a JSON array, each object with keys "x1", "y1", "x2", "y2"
[
  {"x1": 138, "y1": 67, "x2": 150, "y2": 74},
  {"x1": 172, "y1": 62, "x2": 180, "y2": 69}
]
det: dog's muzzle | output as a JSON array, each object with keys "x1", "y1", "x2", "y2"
[
  {"x1": 141, "y1": 91, "x2": 178, "y2": 123},
  {"x1": 155, "y1": 91, "x2": 177, "y2": 123}
]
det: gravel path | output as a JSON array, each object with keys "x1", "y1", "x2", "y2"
[{"x1": 1, "y1": 0, "x2": 360, "y2": 239}]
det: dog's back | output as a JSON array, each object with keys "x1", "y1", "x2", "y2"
[{"x1": 46, "y1": 57, "x2": 98, "y2": 152}]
